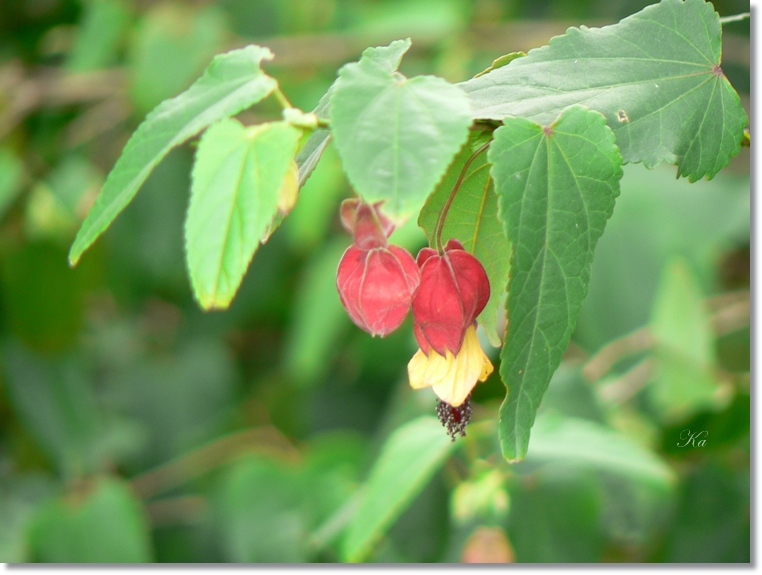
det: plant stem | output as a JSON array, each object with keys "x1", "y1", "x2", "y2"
[
  {"x1": 433, "y1": 140, "x2": 492, "y2": 252},
  {"x1": 272, "y1": 86, "x2": 293, "y2": 109}
]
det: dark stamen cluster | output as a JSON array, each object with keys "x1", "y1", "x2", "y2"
[{"x1": 436, "y1": 396, "x2": 472, "y2": 441}]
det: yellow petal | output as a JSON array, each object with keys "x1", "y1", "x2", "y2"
[
  {"x1": 408, "y1": 347, "x2": 453, "y2": 389},
  {"x1": 432, "y1": 326, "x2": 493, "y2": 407},
  {"x1": 407, "y1": 326, "x2": 493, "y2": 407},
  {"x1": 408, "y1": 349, "x2": 432, "y2": 389}
]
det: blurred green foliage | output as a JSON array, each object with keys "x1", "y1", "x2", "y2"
[{"x1": 0, "y1": 0, "x2": 749, "y2": 564}]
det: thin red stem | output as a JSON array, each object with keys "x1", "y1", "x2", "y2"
[{"x1": 434, "y1": 140, "x2": 492, "y2": 253}]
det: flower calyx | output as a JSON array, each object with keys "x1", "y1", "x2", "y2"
[{"x1": 336, "y1": 199, "x2": 419, "y2": 337}]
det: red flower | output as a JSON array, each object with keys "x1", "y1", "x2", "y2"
[
  {"x1": 408, "y1": 239, "x2": 493, "y2": 409},
  {"x1": 412, "y1": 239, "x2": 490, "y2": 356},
  {"x1": 336, "y1": 199, "x2": 419, "y2": 337}
]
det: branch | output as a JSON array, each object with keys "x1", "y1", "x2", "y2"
[
  {"x1": 130, "y1": 426, "x2": 300, "y2": 500},
  {"x1": 582, "y1": 290, "x2": 750, "y2": 383}
]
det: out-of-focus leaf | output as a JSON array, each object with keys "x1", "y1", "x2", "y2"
[
  {"x1": 107, "y1": 337, "x2": 236, "y2": 467},
  {"x1": 330, "y1": 40, "x2": 471, "y2": 217},
  {"x1": 575, "y1": 163, "x2": 749, "y2": 351},
  {"x1": 523, "y1": 412, "x2": 676, "y2": 488},
  {"x1": 0, "y1": 242, "x2": 94, "y2": 351},
  {"x1": 349, "y1": 0, "x2": 462, "y2": 40},
  {"x1": 284, "y1": 142, "x2": 347, "y2": 252},
  {"x1": 2, "y1": 342, "x2": 102, "y2": 479},
  {"x1": 66, "y1": 0, "x2": 130, "y2": 72},
  {"x1": 507, "y1": 466, "x2": 605, "y2": 562},
  {"x1": 649, "y1": 258, "x2": 722, "y2": 421},
  {"x1": 69, "y1": 45, "x2": 277, "y2": 266},
  {"x1": 185, "y1": 119, "x2": 300, "y2": 310},
  {"x1": 662, "y1": 463, "x2": 749, "y2": 562},
  {"x1": 418, "y1": 130, "x2": 511, "y2": 346},
  {"x1": 0, "y1": 474, "x2": 56, "y2": 563},
  {"x1": 461, "y1": 0, "x2": 748, "y2": 181},
  {"x1": 25, "y1": 156, "x2": 102, "y2": 242},
  {"x1": 0, "y1": 147, "x2": 24, "y2": 220},
  {"x1": 29, "y1": 478, "x2": 152, "y2": 562},
  {"x1": 296, "y1": 39, "x2": 412, "y2": 186},
  {"x1": 128, "y1": 3, "x2": 226, "y2": 113},
  {"x1": 106, "y1": 147, "x2": 190, "y2": 294},
  {"x1": 489, "y1": 105, "x2": 622, "y2": 461},
  {"x1": 217, "y1": 457, "x2": 307, "y2": 562},
  {"x1": 341, "y1": 416, "x2": 455, "y2": 562},
  {"x1": 283, "y1": 238, "x2": 350, "y2": 387},
  {"x1": 451, "y1": 469, "x2": 509, "y2": 525}
]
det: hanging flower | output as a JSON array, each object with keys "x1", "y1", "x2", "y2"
[
  {"x1": 407, "y1": 239, "x2": 493, "y2": 439},
  {"x1": 336, "y1": 199, "x2": 420, "y2": 337}
]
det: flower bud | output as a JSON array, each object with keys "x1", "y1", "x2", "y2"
[
  {"x1": 337, "y1": 243, "x2": 420, "y2": 337},
  {"x1": 412, "y1": 239, "x2": 490, "y2": 356}
]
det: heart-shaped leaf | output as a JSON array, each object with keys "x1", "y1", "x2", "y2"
[
  {"x1": 462, "y1": 0, "x2": 747, "y2": 181},
  {"x1": 489, "y1": 105, "x2": 623, "y2": 461},
  {"x1": 330, "y1": 44, "x2": 472, "y2": 217}
]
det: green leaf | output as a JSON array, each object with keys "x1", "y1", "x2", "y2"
[
  {"x1": 296, "y1": 39, "x2": 412, "y2": 187},
  {"x1": 0, "y1": 147, "x2": 24, "y2": 220},
  {"x1": 473, "y1": 51, "x2": 526, "y2": 78},
  {"x1": 418, "y1": 130, "x2": 511, "y2": 346},
  {"x1": 285, "y1": 142, "x2": 347, "y2": 252},
  {"x1": 66, "y1": 0, "x2": 130, "y2": 73},
  {"x1": 128, "y1": 3, "x2": 226, "y2": 113},
  {"x1": 524, "y1": 412, "x2": 676, "y2": 487},
  {"x1": 341, "y1": 416, "x2": 455, "y2": 562},
  {"x1": 185, "y1": 119, "x2": 300, "y2": 310},
  {"x1": 649, "y1": 257, "x2": 722, "y2": 421},
  {"x1": 330, "y1": 43, "x2": 472, "y2": 217},
  {"x1": 29, "y1": 478, "x2": 152, "y2": 562},
  {"x1": 3, "y1": 342, "x2": 102, "y2": 479},
  {"x1": 507, "y1": 466, "x2": 605, "y2": 562},
  {"x1": 488, "y1": 105, "x2": 623, "y2": 462},
  {"x1": 283, "y1": 238, "x2": 351, "y2": 387},
  {"x1": 217, "y1": 457, "x2": 307, "y2": 562},
  {"x1": 461, "y1": 0, "x2": 747, "y2": 181},
  {"x1": 69, "y1": 45, "x2": 278, "y2": 266}
]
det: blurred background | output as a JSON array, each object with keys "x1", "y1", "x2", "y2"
[{"x1": 0, "y1": 0, "x2": 750, "y2": 563}]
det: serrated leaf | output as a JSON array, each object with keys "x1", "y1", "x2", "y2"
[
  {"x1": 418, "y1": 130, "x2": 511, "y2": 346},
  {"x1": 296, "y1": 39, "x2": 412, "y2": 187},
  {"x1": 461, "y1": 0, "x2": 747, "y2": 181},
  {"x1": 341, "y1": 416, "x2": 455, "y2": 562},
  {"x1": 330, "y1": 48, "x2": 472, "y2": 217},
  {"x1": 488, "y1": 105, "x2": 623, "y2": 462},
  {"x1": 69, "y1": 45, "x2": 278, "y2": 266},
  {"x1": 185, "y1": 119, "x2": 300, "y2": 310},
  {"x1": 29, "y1": 478, "x2": 152, "y2": 562}
]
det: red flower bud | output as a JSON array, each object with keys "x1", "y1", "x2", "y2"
[
  {"x1": 412, "y1": 239, "x2": 490, "y2": 356},
  {"x1": 337, "y1": 243, "x2": 420, "y2": 337}
]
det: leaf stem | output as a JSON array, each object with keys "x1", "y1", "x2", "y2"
[
  {"x1": 272, "y1": 86, "x2": 293, "y2": 109},
  {"x1": 433, "y1": 140, "x2": 491, "y2": 252},
  {"x1": 719, "y1": 12, "x2": 750, "y2": 24}
]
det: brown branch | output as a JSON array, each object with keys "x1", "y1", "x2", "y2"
[
  {"x1": 130, "y1": 426, "x2": 301, "y2": 500},
  {"x1": 582, "y1": 291, "x2": 750, "y2": 383}
]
